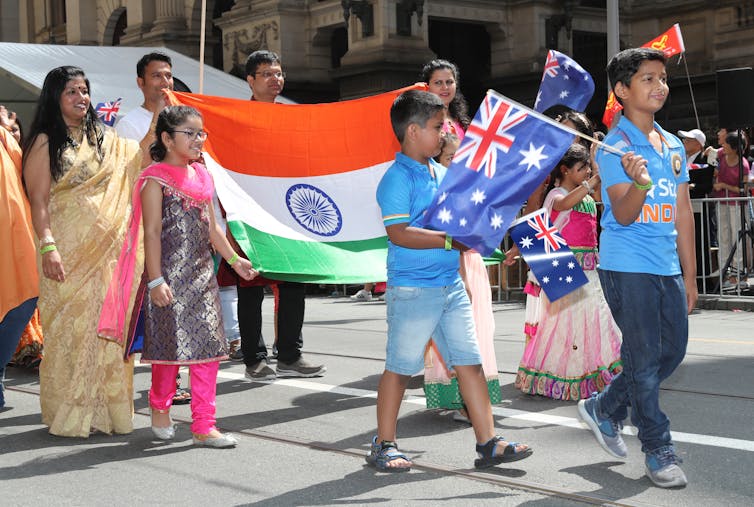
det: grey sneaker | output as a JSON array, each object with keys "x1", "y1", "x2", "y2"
[
  {"x1": 276, "y1": 357, "x2": 327, "y2": 378},
  {"x1": 244, "y1": 361, "x2": 277, "y2": 381},
  {"x1": 577, "y1": 396, "x2": 628, "y2": 458},
  {"x1": 645, "y1": 447, "x2": 688, "y2": 488},
  {"x1": 350, "y1": 289, "x2": 372, "y2": 301}
]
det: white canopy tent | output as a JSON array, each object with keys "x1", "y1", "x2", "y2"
[{"x1": 0, "y1": 42, "x2": 262, "y2": 128}]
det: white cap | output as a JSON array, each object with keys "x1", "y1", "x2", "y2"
[{"x1": 677, "y1": 129, "x2": 706, "y2": 147}]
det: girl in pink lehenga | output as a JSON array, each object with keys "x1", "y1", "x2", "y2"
[
  {"x1": 514, "y1": 144, "x2": 622, "y2": 400},
  {"x1": 422, "y1": 131, "x2": 502, "y2": 420}
]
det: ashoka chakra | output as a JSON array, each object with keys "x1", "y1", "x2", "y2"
[{"x1": 285, "y1": 183, "x2": 342, "y2": 237}]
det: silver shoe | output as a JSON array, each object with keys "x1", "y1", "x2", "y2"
[
  {"x1": 151, "y1": 424, "x2": 175, "y2": 440},
  {"x1": 151, "y1": 409, "x2": 175, "y2": 440},
  {"x1": 192, "y1": 432, "x2": 238, "y2": 448}
]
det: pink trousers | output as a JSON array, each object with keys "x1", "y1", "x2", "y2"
[{"x1": 149, "y1": 362, "x2": 220, "y2": 435}]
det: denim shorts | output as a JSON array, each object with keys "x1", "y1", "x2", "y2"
[{"x1": 384, "y1": 278, "x2": 481, "y2": 375}]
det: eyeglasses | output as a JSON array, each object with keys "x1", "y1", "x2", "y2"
[
  {"x1": 255, "y1": 71, "x2": 285, "y2": 80},
  {"x1": 171, "y1": 129, "x2": 208, "y2": 141}
]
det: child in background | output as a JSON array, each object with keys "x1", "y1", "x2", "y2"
[
  {"x1": 368, "y1": 90, "x2": 531, "y2": 472},
  {"x1": 139, "y1": 106, "x2": 256, "y2": 447},
  {"x1": 515, "y1": 143, "x2": 622, "y2": 400},
  {"x1": 423, "y1": 132, "x2": 502, "y2": 423}
]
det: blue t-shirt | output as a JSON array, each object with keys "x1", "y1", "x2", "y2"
[
  {"x1": 376, "y1": 152, "x2": 460, "y2": 287},
  {"x1": 596, "y1": 116, "x2": 689, "y2": 276}
]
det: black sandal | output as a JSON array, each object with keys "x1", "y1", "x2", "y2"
[
  {"x1": 172, "y1": 388, "x2": 191, "y2": 405},
  {"x1": 474, "y1": 436, "x2": 533, "y2": 469}
]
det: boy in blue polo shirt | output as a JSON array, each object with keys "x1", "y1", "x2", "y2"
[
  {"x1": 366, "y1": 90, "x2": 532, "y2": 472},
  {"x1": 578, "y1": 48, "x2": 697, "y2": 488}
]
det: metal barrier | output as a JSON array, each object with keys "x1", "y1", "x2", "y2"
[{"x1": 490, "y1": 196, "x2": 754, "y2": 302}]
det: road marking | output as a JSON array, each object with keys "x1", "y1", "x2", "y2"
[
  {"x1": 217, "y1": 370, "x2": 754, "y2": 453},
  {"x1": 689, "y1": 337, "x2": 754, "y2": 345}
]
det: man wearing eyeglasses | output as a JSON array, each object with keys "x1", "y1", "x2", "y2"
[{"x1": 220, "y1": 50, "x2": 326, "y2": 381}]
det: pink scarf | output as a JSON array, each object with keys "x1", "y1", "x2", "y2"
[{"x1": 97, "y1": 162, "x2": 214, "y2": 343}]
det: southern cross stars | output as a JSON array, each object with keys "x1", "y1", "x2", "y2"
[
  {"x1": 490, "y1": 213, "x2": 503, "y2": 229},
  {"x1": 438, "y1": 207, "x2": 452, "y2": 224},
  {"x1": 518, "y1": 143, "x2": 548, "y2": 171}
]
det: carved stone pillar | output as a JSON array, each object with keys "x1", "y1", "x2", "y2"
[{"x1": 153, "y1": 0, "x2": 186, "y2": 31}]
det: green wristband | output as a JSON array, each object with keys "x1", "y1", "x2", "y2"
[
  {"x1": 633, "y1": 179, "x2": 653, "y2": 191},
  {"x1": 227, "y1": 252, "x2": 240, "y2": 265},
  {"x1": 40, "y1": 244, "x2": 57, "y2": 255},
  {"x1": 444, "y1": 234, "x2": 453, "y2": 251}
]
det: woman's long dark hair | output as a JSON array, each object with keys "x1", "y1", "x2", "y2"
[
  {"x1": 22, "y1": 66, "x2": 103, "y2": 181},
  {"x1": 420, "y1": 59, "x2": 471, "y2": 131}
]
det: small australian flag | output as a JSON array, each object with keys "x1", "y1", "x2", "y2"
[
  {"x1": 95, "y1": 98, "x2": 122, "y2": 127},
  {"x1": 534, "y1": 50, "x2": 594, "y2": 113},
  {"x1": 509, "y1": 208, "x2": 588, "y2": 302}
]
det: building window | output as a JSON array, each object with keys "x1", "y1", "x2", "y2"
[{"x1": 50, "y1": 0, "x2": 66, "y2": 26}]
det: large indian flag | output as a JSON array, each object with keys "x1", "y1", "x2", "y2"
[{"x1": 170, "y1": 86, "x2": 419, "y2": 283}]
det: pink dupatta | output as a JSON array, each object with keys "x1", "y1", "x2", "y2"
[{"x1": 97, "y1": 162, "x2": 214, "y2": 343}]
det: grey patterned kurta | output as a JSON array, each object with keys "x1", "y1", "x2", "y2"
[{"x1": 141, "y1": 187, "x2": 228, "y2": 364}]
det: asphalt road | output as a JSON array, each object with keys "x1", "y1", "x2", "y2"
[{"x1": 1, "y1": 295, "x2": 753, "y2": 506}]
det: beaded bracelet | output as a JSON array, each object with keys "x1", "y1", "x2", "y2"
[
  {"x1": 147, "y1": 276, "x2": 165, "y2": 290},
  {"x1": 40, "y1": 235, "x2": 55, "y2": 245},
  {"x1": 227, "y1": 252, "x2": 240, "y2": 265},
  {"x1": 40, "y1": 244, "x2": 57, "y2": 255}
]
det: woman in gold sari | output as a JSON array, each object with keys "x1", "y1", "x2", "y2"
[{"x1": 23, "y1": 66, "x2": 156, "y2": 437}]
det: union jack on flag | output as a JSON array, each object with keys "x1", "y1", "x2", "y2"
[
  {"x1": 422, "y1": 90, "x2": 575, "y2": 256},
  {"x1": 453, "y1": 93, "x2": 527, "y2": 179},
  {"x1": 510, "y1": 208, "x2": 588, "y2": 302},
  {"x1": 95, "y1": 97, "x2": 122, "y2": 126},
  {"x1": 543, "y1": 51, "x2": 559, "y2": 79},
  {"x1": 528, "y1": 210, "x2": 568, "y2": 254}
]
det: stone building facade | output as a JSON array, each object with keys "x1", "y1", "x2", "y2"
[{"x1": 1, "y1": 0, "x2": 753, "y2": 132}]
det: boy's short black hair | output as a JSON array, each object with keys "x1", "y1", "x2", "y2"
[
  {"x1": 245, "y1": 50, "x2": 281, "y2": 77},
  {"x1": 137, "y1": 52, "x2": 172, "y2": 79},
  {"x1": 607, "y1": 47, "x2": 667, "y2": 105},
  {"x1": 390, "y1": 90, "x2": 444, "y2": 143}
]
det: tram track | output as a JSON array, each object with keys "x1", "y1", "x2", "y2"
[{"x1": 5, "y1": 384, "x2": 652, "y2": 507}]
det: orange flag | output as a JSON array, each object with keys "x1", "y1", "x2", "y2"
[{"x1": 602, "y1": 24, "x2": 685, "y2": 128}]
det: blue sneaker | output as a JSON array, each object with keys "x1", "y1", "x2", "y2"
[
  {"x1": 645, "y1": 447, "x2": 687, "y2": 488},
  {"x1": 577, "y1": 396, "x2": 628, "y2": 458}
]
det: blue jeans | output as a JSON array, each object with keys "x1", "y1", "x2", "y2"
[
  {"x1": 595, "y1": 271, "x2": 687, "y2": 454},
  {"x1": 0, "y1": 297, "x2": 38, "y2": 407}
]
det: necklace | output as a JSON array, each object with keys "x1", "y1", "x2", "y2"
[{"x1": 67, "y1": 124, "x2": 85, "y2": 146}]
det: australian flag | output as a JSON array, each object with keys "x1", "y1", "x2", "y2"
[
  {"x1": 509, "y1": 208, "x2": 588, "y2": 301},
  {"x1": 422, "y1": 90, "x2": 575, "y2": 256},
  {"x1": 95, "y1": 98, "x2": 122, "y2": 126},
  {"x1": 534, "y1": 50, "x2": 594, "y2": 113}
]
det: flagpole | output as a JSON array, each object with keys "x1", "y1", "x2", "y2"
[
  {"x1": 487, "y1": 89, "x2": 627, "y2": 157},
  {"x1": 682, "y1": 55, "x2": 701, "y2": 130},
  {"x1": 198, "y1": 0, "x2": 207, "y2": 94}
]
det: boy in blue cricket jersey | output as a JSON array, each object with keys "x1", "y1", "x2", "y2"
[
  {"x1": 578, "y1": 48, "x2": 697, "y2": 488},
  {"x1": 366, "y1": 90, "x2": 532, "y2": 472}
]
